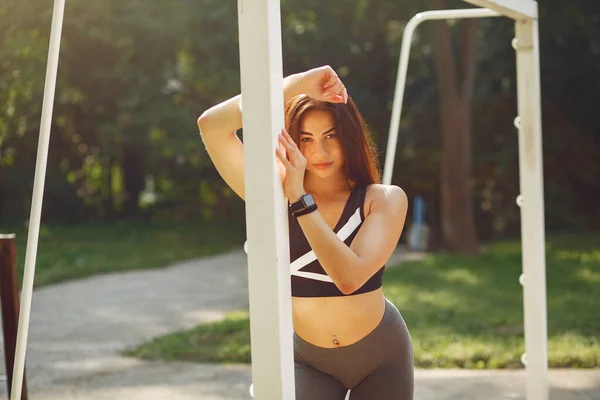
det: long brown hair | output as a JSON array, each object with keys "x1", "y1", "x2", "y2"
[{"x1": 284, "y1": 94, "x2": 381, "y2": 187}]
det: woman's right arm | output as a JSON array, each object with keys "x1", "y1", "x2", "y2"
[{"x1": 197, "y1": 73, "x2": 305, "y2": 201}]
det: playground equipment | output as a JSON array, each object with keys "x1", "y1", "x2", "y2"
[
  {"x1": 382, "y1": 5, "x2": 547, "y2": 400},
  {"x1": 13, "y1": 1, "x2": 547, "y2": 399}
]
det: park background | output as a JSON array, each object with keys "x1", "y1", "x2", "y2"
[{"x1": 0, "y1": 0, "x2": 598, "y2": 395}]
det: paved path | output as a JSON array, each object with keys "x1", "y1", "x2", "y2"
[{"x1": 0, "y1": 247, "x2": 597, "y2": 399}]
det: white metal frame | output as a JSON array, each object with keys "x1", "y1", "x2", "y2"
[
  {"x1": 465, "y1": 0, "x2": 538, "y2": 20},
  {"x1": 14, "y1": 1, "x2": 546, "y2": 400},
  {"x1": 237, "y1": 0, "x2": 295, "y2": 399},
  {"x1": 382, "y1": 8, "x2": 502, "y2": 186},
  {"x1": 10, "y1": 0, "x2": 66, "y2": 398},
  {"x1": 383, "y1": 2, "x2": 548, "y2": 400}
]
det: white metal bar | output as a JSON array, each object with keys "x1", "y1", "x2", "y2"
[
  {"x1": 463, "y1": 0, "x2": 538, "y2": 20},
  {"x1": 237, "y1": 0, "x2": 295, "y2": 399},
  {"x1": 11, "y1": 0, "x2": 66, "y2": 399},
  {"x1": 382, "y1": 8, "x2": 501, "y2": 185},
  {"x1": 515, "y1": 18, "x2": 548, "y2": 400}
]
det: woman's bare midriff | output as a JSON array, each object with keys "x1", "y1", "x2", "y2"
[{"x1": 292, "y1": 288, "x2": 386, "y2": 348}]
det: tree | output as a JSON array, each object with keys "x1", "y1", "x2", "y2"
[
  {"x1": 1, "y1": 0, "x2": 598, "y2": 231},
  {"x1": 426, "y1": 0, "x2": 479, "y2": 254}
]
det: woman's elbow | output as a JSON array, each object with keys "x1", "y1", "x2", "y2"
[
  {"x1": 198, "y1": 113, "x2": 219, "y2": 143},
  {"x1": 337, "y1": 278, "x2": 363, "y2": 295},
  {"x1": 338, "y1": 284, "x2": 357, "y2": 295},
  {"x1": 334, "y1": 263, "x2": 368, "y2": 295},
  {"x1": 197, "y1": 113, "x2": 209, "y2": 133}
]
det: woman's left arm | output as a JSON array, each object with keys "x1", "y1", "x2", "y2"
[
  {"x1": 276, "y1": 121, "x2": 408, "y2": 295},
  {"x1": 294, "y1": 185, "x2": 408, "y2": 294}
]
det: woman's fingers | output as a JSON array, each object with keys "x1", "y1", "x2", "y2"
[
  {"x1": 276, "y1": 147, "x2": 292, "y2": 168},
  {"x1": 279, "y1": 130, "x2": 305, "y2": 165},
  {"x1": 282, "y1": 129, "x2": 297, "y2": 148},
  {"x1": 326, "y1": 78, "x2": 343, "y2": 94},
  {"x1": 279, "y1": 129, "x2": 295, "y2": 149},
  {"x1": 278, "y1": 132, "x2": 296, "y2": 159},
  {"x1": 322, "y1": 71, "x2": 347, "y2": 103},
  {"x1": 340, "y1": 87, "x2": 348, "y2": 104},
  {"x1": 326, "y1": 80, "x2": 346, "y2": 102},
  {"x1": 302, "y1": 65, "x2": 348, "y2": 104},
  {"x1": 322, "y1": 66, "x2": 338, "y2": 89}
]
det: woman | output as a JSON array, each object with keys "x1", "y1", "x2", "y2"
[{"x1": 197, "y1": 65, "x2": 414, "y2": 399}]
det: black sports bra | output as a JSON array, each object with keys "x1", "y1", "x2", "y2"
[{"x1": 289, "y1": 184, "x2": 385, "y2": 297}]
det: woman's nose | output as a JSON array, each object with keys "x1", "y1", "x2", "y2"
[{"x1": 316, "y1": 141, "x2": 328, "y2": 155}]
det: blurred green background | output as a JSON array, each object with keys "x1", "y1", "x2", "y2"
[{"x1": 1, "y1": 0, "x2": 598, "y2": 239}]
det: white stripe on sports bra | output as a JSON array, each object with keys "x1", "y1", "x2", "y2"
[
  {"x1": 292, "y1": 270, "x2": 334, "y2": 283},
  {"x1": 290, "y1": 207, "x2": 362, "y2": 281}
]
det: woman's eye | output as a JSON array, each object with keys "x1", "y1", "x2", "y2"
[
  {"x1": 300, "y1": 137, "x2": 311, "y2": 143},
  {"x1": 326, "y1": 134, "x2": 337, "y2": 139}
]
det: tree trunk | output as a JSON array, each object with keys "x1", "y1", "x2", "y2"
[
  {"x1": 103, "y1": 156, "x2": 116, "y2": 219},
  {"x1": 122, "y1": 143, "x2": 145, "y2": 218},
  {"x1": 428, "y1": 0, "x2": 479, "y2": 254}
]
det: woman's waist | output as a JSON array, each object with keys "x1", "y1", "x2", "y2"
[{"x1": 292, "y1": 288, "x2": 385, "y2": 348}]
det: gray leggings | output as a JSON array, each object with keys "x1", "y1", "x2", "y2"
[{"x1": 294, "y1": 299, "x2": 414, "y2": 400}]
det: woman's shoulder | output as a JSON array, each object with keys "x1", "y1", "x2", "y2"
[
  {"x1": 363, "y1": 184, "x2": 408, "y2": 218},
  {"x1": 365, "y1": 183, "x2": 407, "y2": 202}
]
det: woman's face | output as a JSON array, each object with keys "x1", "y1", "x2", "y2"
[{"x1": 298, "y1": 109, "x2": 344, "y2": 179}]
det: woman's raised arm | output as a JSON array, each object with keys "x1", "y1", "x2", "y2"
[
  {"x1": 197, "y1": 66, "x2": 347, "y2": 200},
  {"x1": 197, "y1": 93, "x2": 246, "y2": 199}
]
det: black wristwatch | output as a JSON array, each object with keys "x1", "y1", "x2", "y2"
[{"x1": 289, "y1": 193, "x2": 318, "y2": 218}]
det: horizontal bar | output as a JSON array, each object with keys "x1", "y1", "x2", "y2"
[
  {"x1": 383, "y1": 8, "x2": 502, "y2": 185},
  {"x1": 409, "y1": 8, "x2": 501, "y2": 23},
  {"x1": 463, "y1": 0, "x2": 538, "y2": 20}
]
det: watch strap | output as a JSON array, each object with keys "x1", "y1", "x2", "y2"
[
  {"x1": 293, "y1": 205, "x2": 317, "y2": 217},
  {"x1": 289, "y1": 193, "x2": 317, "y2": 217}
]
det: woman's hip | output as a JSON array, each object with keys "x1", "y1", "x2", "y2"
[{"x1": 293, "y1": 298, "x2": 413, "y2": 389}]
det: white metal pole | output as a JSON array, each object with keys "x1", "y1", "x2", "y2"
[
  {"x1": 382, "y1": 8, "x2": 501, "y2": 185},
  {"x1": 10, "y1": 1, "x2": 66, "y2": 399},
  {"x1": 237, "y1": 0, "x2": 295, "y2": 399},
  {"x1": 463, "y1": 0, "x2": 538, "y2": 20},
  {"x1": 514, "y1": 18, "x2": 548, "y2": 400}
]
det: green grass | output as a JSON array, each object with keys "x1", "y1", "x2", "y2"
[
  {"x1": 124, "y1": 311, "x2": 252, "y2": 363},
  {"x1": 125, "y1": 232, "x2": 600, "y2": 369},
  {"x1": 1, "y1": 219, "x2": 245, "y2": 287}
]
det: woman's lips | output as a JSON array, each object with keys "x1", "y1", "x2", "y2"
[{"x1": 313, "y1": 162, "x2": 333, "y2": 169}]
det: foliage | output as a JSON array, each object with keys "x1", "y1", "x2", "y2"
[
  {"x1": 0, "y1": 0, "x2": 598, "y2": 240},
  {"x1": 124, "y1": 232, "x2": 600, "y2": 369}
]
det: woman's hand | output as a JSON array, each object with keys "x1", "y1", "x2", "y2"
[
  {"x1": 298, "y1": 66, "x2": 348, "y2": 104},
  {"x1": 276, "y1": 128, "x2": 307, "y2": 202}
]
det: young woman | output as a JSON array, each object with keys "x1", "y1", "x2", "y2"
[{"x1": 197, "y1": 65, "x2": 414, "y2": 399}]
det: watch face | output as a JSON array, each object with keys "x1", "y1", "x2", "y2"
[{"x1": 302, "y1": 195, "x2": 315, "y2": 207}]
